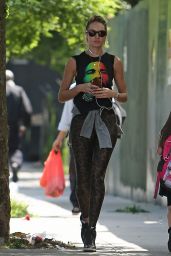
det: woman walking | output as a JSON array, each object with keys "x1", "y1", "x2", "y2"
[{"x1": 58, "y1": 15, "x2": 128, "y2": 252}]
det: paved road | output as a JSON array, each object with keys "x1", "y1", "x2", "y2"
[{"x1": 2, "y1": 162, "x2": 169, "y2": 255}]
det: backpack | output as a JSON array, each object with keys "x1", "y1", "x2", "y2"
[{"x1": 154, "y1": 135, "x2": 171, "y2": 199}]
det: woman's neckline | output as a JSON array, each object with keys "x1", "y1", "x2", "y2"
[{"x1": 84, "y1": 50, "x2": 106, "y2": 58}]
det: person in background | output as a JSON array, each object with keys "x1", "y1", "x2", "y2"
[
  {"x1": 157, "y1": 112, "x2": 171, "y2": 252},
  {"x1": 58, "y1": 15, "x2": 128, "y2": 252},
  {"x1": 52, "y1": 93, "x2": 80, "y2": 214},
  {"x1": 6, "y1": 69, "x2": 32, "y2": 182}
]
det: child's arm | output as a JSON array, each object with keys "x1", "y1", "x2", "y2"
[
  {"x1": 157, "y1": 112, "x2": 171, "y2": 153},
  {"x1": 157, "y1": 146, "x2": 163, "y2": 156},
  {"x1": 52, "y1": 131, "x2": 68, "y2": 153}
]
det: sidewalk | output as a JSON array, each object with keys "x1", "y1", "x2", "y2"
[{"x1": 1, "y1": 162, "x2": 169, "y2": 255}]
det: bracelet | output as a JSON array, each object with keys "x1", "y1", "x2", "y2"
[{"x1": 114, "y1": 92, "x2": 119, "y2": 100}]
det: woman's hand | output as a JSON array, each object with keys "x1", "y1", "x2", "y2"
[
  {"x1": 92, "y1": 87, "x2": 114, "y2": 99},
  {"x1": 77, "y1": 83, "x2": 96, "y2": 94},
  {"x1": 52, "y1": 131, "x2": 67, "y2": 153},
  {"x1": 157, "y1": 146, "x2": 163, "y2": 156},
  {"x1": 52, "y1": 138, "x2": 62, "y2": 153}
]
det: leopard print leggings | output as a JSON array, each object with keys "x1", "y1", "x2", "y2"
[{"x1": 70, "y1": 109, "x2": 118, "y2": 227}]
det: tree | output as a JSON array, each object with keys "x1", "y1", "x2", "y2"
[
  {"x1": 0, "y1": 0, "x2": 122, "y2": 243},
  {"x1": 6, "y1": 0, "x2": 122, "y2": 65},
  {"x1": 0, "y1": 0, "x2": 11, "y2": 244},
  {"x1": 25, "y1": 32, "x2": 72, "y2": 74}
]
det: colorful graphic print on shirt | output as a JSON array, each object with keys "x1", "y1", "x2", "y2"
[{"x1": 82, "y1": 61, "x2": 109, "y2": 102}]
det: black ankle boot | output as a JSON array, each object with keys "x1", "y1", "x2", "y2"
[
  {"x1": 90, "y1": 226, "x2": 96, "y2": 248},
  {"x1": 168, "y1": 228, "x2": 171, "y2": 252},
  {"x1": 83, "y1": 226, "x2": 96, "y2": 252}
]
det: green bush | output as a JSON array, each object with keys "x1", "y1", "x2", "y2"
[
  {"x1": 61, "y1": 138, "x2": 69, "y2": 175},
  {"x1": 11, "y1": 199, "x2": 28, "y2": 218},
  {"x1": 39, "y1": 91, "x2": 70, "y2": 175}
]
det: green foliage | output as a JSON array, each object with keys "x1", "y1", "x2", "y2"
[
  {"x1": 8, "y1": 236, "x2": 30, "y2": 249},
  {"x1": 11, "y1": 199, "x2": 28, "y2": 218},
  {"x1": 115, "y1": 204, "x2": 149, "y2": 214},
  {"x1": 40, "y1": 91, "x2": 69, "y2": 173},
  {"x1": 61, "y1": 138, "x2": 69, "y2": 175},
  {"x1": 41, "y1": 92, "x2": 58, "y2": 161},
  {"x1": 25, "y1": 32, "x2": 72, "y2": 74},
  {"x1": 6, "y1": 0, "x2": 122, "y2": 60}
]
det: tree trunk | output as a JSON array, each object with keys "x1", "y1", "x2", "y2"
[{"x1": 0, "y1": 0, "x2": 11, "y2": 244}]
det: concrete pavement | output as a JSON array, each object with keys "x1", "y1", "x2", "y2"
[{"x1": 1, "y1": 162, "x2": 170, "y2": 255}]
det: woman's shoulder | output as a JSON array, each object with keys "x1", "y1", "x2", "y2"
[
  {"x1": 105, "y1": 52, "x2": 115, "y2": 57},
  {"x1": 105, "y1": 52, "x2": 122, "y2": 64},
  {"x1": 72, "y1": 51, "x2": 86, "y2": 59},
  {"x1": 112, "y1": 55, "x2": 125, "y2": 72},
  {"x1": 103, "y1": 52, "x2": 116, "y2": 65}
]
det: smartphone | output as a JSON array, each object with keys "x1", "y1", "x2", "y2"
[{"x1": 91, "y1": 77, "x2": 102, "y2": 88}]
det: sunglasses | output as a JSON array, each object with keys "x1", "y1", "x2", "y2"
[{"x1": 86, "y1": 30, "x2": 107, "y2": 37}]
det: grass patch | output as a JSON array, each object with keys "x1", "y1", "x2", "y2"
[
  {"x1": 11, "y1": 199, "x2": 29, "y2": 218},
  {"x1": 115, "y1": 204, "x2": 149, "y2": 214}
]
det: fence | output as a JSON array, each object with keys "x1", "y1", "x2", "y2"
[{"x1": 105, "y1": 0, "x2": 171, "y2": 203}]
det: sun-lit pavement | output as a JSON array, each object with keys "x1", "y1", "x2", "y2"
[{"x1": 3, "y1": 162, "x2": 169, "y2": 255}]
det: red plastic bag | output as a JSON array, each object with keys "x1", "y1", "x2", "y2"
[{"x1": 40, "y1": 150, "x2": 65, "y2": 197}]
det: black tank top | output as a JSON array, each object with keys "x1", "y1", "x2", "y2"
[{"x1": 73, "y1": 51, "x2": 115, "y2": 115}]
